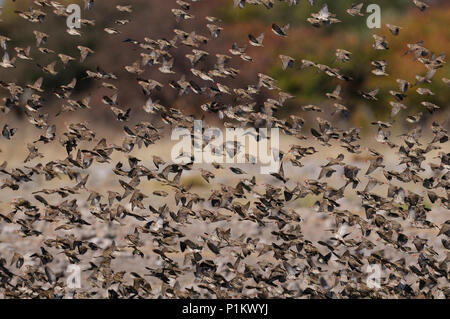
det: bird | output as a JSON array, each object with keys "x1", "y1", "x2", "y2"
[
  {"x1": 0, "y1": 52, "x2": 15, "y2": 68},
  {"x1": 373, "y1": 34, "x2": 389, "y2": 50},
  {"x1": 279, "y1": 55, "x2": 294, "y2": 70},
  {"x1": 0, "y1": 0, "x2": 447, "y2": 300},
  {"x1": 360, "y1": 88, "x2": 379, "y2": 100},
  {"x1": 386, "y1": 24, "x2": 402, "y2": 36},
  {"x1": 0, "y1": 35, "x2": 11, "y2": 49},
  {"x1": 248, "y1": 33, "x2": 264, "y2": 47},
  {"x1": 346, "y1": 3, "x2": 364, "y2": 16},
  {"x1": 326, "y1": 85, "x2": 342, "y2": 100},
  {"x1": 413, "y1": 0, "x2": 429, "y2": 11},
  {"x1": 271, "y1": 23, "x2": 289, "y2": 37},
  {"x1": 335, "y1": 49, "x2": 352, "y2": 63}
]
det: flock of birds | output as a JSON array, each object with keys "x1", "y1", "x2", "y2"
[{"x1": 0, "y1": 0, "x2": 449, "y2": 299}]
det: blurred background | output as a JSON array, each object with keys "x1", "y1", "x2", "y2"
[{"x1": 0, "y1": 0, "x2": 449, "y2": 134}]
